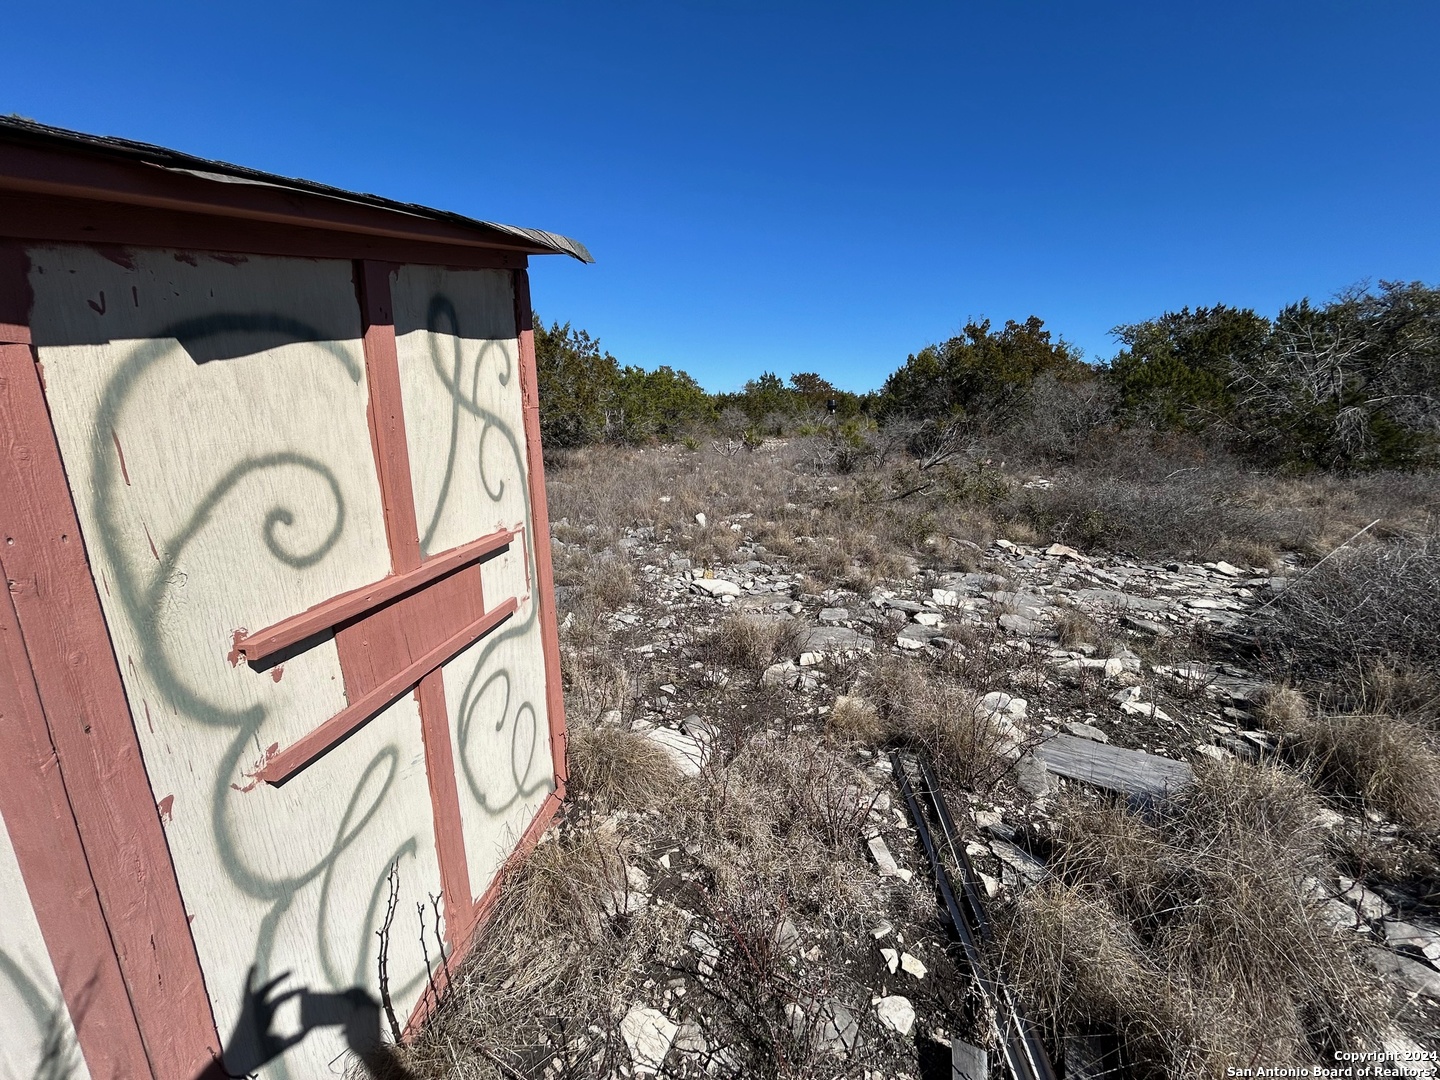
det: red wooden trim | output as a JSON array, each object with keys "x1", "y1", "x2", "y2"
[
  {"x1": 511, "y1": 270, "x2": 569, "y2": 798},
  {"x1": 231, "y1": 527, "x2": 514, "y2": 667},
  {"x1": 355, "y1": 260, "x2": 422, "y2": 575},
  {"x1": 398, "y1": 788, "x2": 563, "y2": 1036},
  {"x1": 0, "y1": 192, "x2": 529, "y2": 272},
  {"x1": 0, "y1": 342, "x2": 220, "y2": 1076},
  {"x1": 258, "y1": 598, "x2": 517, "y2": 785},
  {"x1": 0, "y1": 566, "x2": 156, "y2": 1079},
  {"x1": 415, "y1": 671, "x2": 474, "y2": 949},
  {"x1": 0, "y1": 141, "x2": 552, "y2": 256}
]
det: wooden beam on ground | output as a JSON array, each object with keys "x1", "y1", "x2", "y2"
[
  {"x1": 1033, "y1": 734, "x2": 1193, "y2": 800},
  {"x1": 953, "y1": 1040, "x2": 989, "y2": 1080}
]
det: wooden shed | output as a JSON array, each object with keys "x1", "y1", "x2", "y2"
[{"x1": 0, "y1": 118, "x2": 583, "y2": 1079}]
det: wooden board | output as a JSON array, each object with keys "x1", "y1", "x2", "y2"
[
  {"x1": 1033, "y1": 734, "x2": 1193, "y2": 800},
  {"x1": 952, "y1": 1040, "x2": 989, "y2": 1080}
]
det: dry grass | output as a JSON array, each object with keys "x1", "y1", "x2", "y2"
[
  {"x1": 1265, "y1": 534, "x2": 1440, "y2": 684},
  {"x1": 405, "y1": 821, "x2": 695, "y2": 1079},
  {"x1": 996, "y1": 761, "x2": 1392, "y2": 1076},
  {"x1": 588, "y1": 555, "x2": 637, "y2": 608},
  {"x1": 867, "y1": 655, "x2": 1018, "y2": 793},
  {"x1": 1256, "y1": 683, "x2": 1310, "y2": 730},
  {"x1": 709, "y1": 612, "x2": 803, "y2": 673},
  {"x1": 1282, "y1": 712, "x2": 1440, "y2": 832},
  {"x1": 677, "y1": 733, "x2": 891, "y2": 930},
  {"x1": 1054, "y1": 607, "x2": 1101, "y2": 648},
  {"x1": 558, "y1": 614, "x2": 630, "y2": 723},
  {"x1": 566, "y1": 719, "x2": 684, "y2": 813},
  {"x1": 825, "y1": 694, "x2": 883, "y2": 745}
]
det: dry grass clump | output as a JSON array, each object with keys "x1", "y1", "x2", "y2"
[
  {"x1": 406, "y1": 821, "x2": 693, "y2": 1079},
  {"x1": 997, "y1": 475, "x2": 1303, "y2": 561},
  {"x1": 678, "y1": 734, "x2": 889, "y2": 930},
  {"x1": 826, "y1": 694, "x2": 883, "y2": 745},
  {"x1": 867, "y1": 656, "x2": 1016, "y2": 793},
  {"x1": 588, "y1": 554, "x2": 637, "y2": 608},
  {"x1": 1265, "y1": 534, "x2": 1440, "y2": 683},
  {"x1": 1282, "y1": 712, "x2": 1440, "y2": 832},
  {"x1": 558, "y1": 619, "x2": 630, "y2": 722},
  {"x1": 709, "y1": 612, "x2": 803, "y2": 673},
  {"x1": 685, "y1": 520, "x2": 745, "y2": 563},
  {"x1": 996, "y1": 761, "x2": 1392, "y2": 1075},
  {"x1": 1256, "y1": 683, "x2": 1310, "y2": 730},
  {"x1": 1054, "y1": 607, "x2": 1101, "y2": 648},
  {"x1": 566, "y1": 719, "x2": 683, "y2": 813}
]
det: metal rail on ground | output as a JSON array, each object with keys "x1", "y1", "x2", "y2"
[{"x1": 889, "y1": 749, "x2": 1058, "y2": 1080}]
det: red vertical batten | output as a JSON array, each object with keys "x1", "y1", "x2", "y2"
[
  {"x1": 355, "y1": 260, "x2": 421, "y2": 575},
  {"x1": 353, "y1": 258, "x2": 475, "y2": 947},
  {"x1": 0, "y1": 505, "x2": 155, "y2": 1080},
  {"x1": 511, "y1": 267, "x2": 569, "y2": 798},
  {"x1": 0, "y1": 336, "x2": 221, "y2": 1077}
]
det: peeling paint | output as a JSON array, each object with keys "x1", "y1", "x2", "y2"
[
  {"x1": 269, "y1": 664, "x2": 284, "y2": 683},
  {"x1": 226, "y1": 629, "x2": 248, "y2": 668},
  {"x1": 87, "y1": 291, "x2": 106, "y2": 316},
  {"x1": 230, "y1": 742, "x2": 279, "y2": 794},
  {"x1": 157, "y1": 794, "x2": 174, "y2": 822},
  {"x1": 142, "y1": 524, "x2": 159, "y2": 561},
  {"x1": 143, "y1": 700, "x2": 154, "y2": 733},
  {"x1": 173, "y1": 252, "x2": 198, "y2": 267}
]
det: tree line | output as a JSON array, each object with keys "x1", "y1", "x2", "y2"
[{"x1": 534, "y1": 280, "x2": 1440, "y2": 471}]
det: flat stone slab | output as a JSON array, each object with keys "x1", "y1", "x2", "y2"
[
  {"x1": 1072, "y1": 588, "x2": 1172, "y2": 614},
  {"x1": 1368, "y1": 947, "x2": 1440, "y2": 1000},
  {"x1": 801, "y1": 625, "x2": 875, "y2": 654},
  {"x1": 1033, "y1": 734, "x2": 1193, "y2": 800}
]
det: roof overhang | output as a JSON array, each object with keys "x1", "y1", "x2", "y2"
[{"x1": 0, "y1": 117, "x2": 593, "y2": 265}]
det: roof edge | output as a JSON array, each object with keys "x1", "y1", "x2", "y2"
[{"x1": 0, "y1": 116, "x2": 594, "y2": 264}]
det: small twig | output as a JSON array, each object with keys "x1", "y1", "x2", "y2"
[
  {"x1": 417, "y1": 903, "x2": 441, "y2": 1004},
  {"x1": 477, "y1": 1047, "x2": 529, "y2": 1080},
  {"x1": 375, "y1": 861, "x2": 403, "y2": 1043},
  {"x1": 429, "y1": 893, "x2": 451, "y2": 995}
]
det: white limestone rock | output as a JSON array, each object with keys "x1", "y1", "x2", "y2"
[
  {"x1": 875, "y1": 995, "x2": 916, "y2": 1036},
  {"x1": 621, "y1": 1006, "x2": 677, "y2": 1074}
]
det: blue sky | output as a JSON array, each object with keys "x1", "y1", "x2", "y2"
[{"x1": 4, "y1": 2, "x2": 1437, "y2": 392}]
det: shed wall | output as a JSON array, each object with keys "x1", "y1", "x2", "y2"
[{"x1": 27, "y1": 246, "x2": 461, "y2": 1077}]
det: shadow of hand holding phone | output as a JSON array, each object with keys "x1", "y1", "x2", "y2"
[{"x1": 197, "y1": 966, "x2": 416, "y2": 1079}]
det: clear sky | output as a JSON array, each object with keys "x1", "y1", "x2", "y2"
[{"x1": 4, "y1": 2, "x2": 1437, "y2": 393}]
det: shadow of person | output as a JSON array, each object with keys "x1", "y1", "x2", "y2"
[{"x1": 194, "y1": 966, "x2": 416, "y2": 1079}]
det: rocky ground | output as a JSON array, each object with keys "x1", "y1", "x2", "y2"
[{"x1": 406, "y1": 442, "x2": 1440, "y2": 1080}]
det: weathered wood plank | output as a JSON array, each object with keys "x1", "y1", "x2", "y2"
[
  {"x1": 1034, "y1": 734, "x2": 1193, "y2": 799},
  {"x1": 953, "y1": 1039, "x2": 989, "y2": 1080}
]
